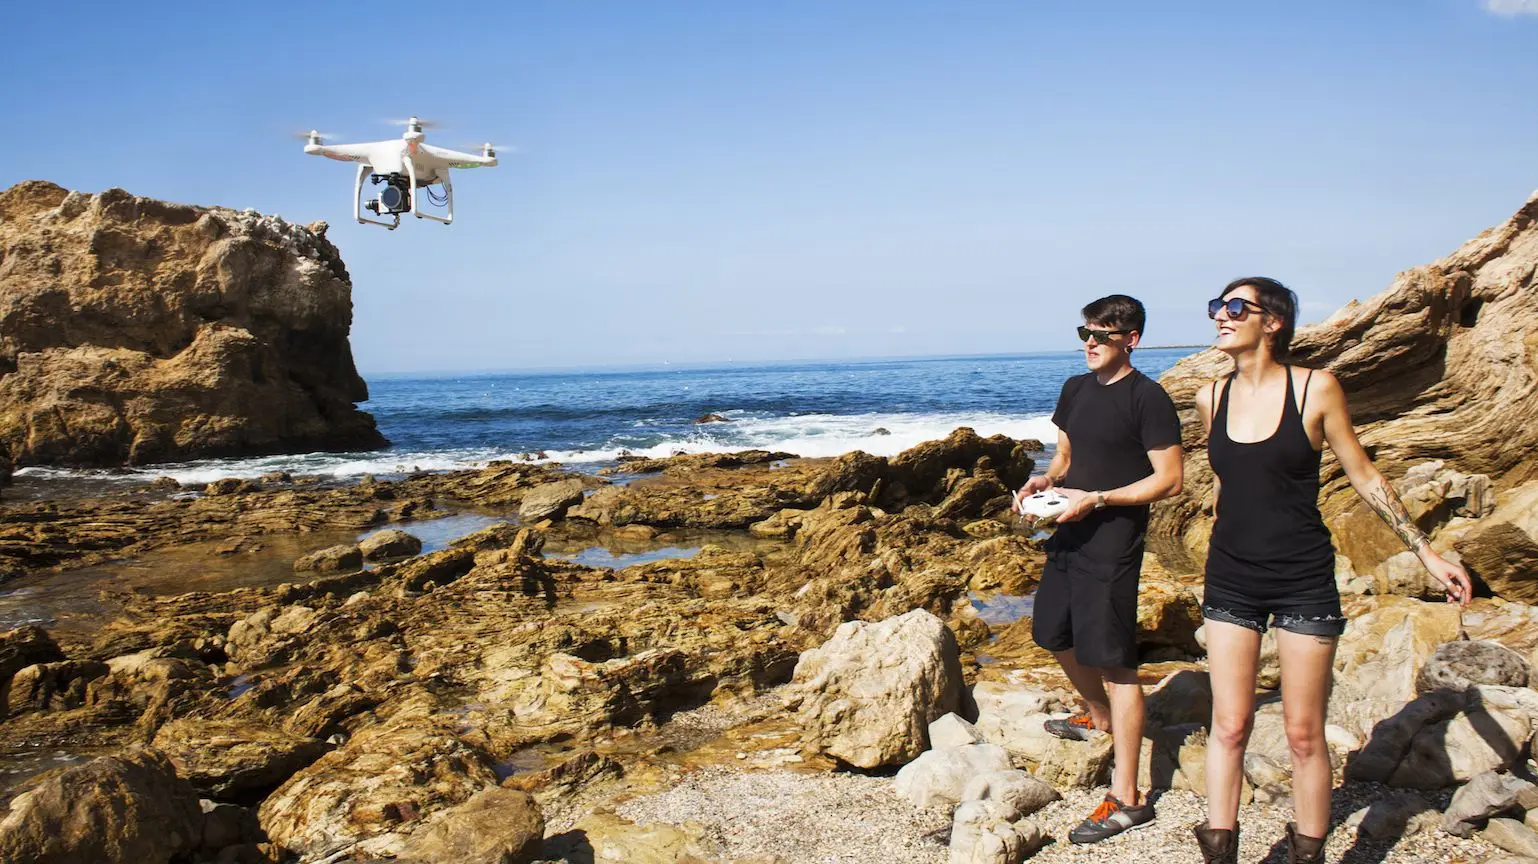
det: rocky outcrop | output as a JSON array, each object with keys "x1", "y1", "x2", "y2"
[
  {"x1": 1153, "y1": 191, "x2": 1538, "y2": 576},
  {"x1": 0, "y1": 181, "x2": 385, "y2": 468}
]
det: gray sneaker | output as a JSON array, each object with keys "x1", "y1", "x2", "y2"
[
  {"x1": 1068, "y1": 794, "x2": 1155, "y2": 844},
  {"x1": 1043, "y1": 713, "x2": 1101, "y2": 741}
]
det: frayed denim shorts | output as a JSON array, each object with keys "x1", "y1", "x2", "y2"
[{"x1": 1201, "y1": 577, "x2": 1347, "y2": 637}]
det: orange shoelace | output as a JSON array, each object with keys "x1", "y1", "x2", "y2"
[
  {"x1": 1067, "y1": 714, "x2": 1095, "y2": 729},
  {"x1": 1087, "y1": 796, "x2": 1121, "y2": 824}
]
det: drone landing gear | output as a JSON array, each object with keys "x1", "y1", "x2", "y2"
[{"x1": 404, "y1": 156, "x2": 453, "y2": 225}]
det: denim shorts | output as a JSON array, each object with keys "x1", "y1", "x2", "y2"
[{"x1": 1201, "y1": 578, "x2": 1347, "y2": 637}]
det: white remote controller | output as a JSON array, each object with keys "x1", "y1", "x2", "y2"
[{"x1": 1017, "y1": 491, "x2": 1071, "y2": 521}]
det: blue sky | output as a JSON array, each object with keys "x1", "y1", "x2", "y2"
[{"x1": 6, "y1": 1, "x2": 1536, "y2": 374}]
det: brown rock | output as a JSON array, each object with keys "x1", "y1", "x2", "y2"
[
  {"x1": 360, "y1": 529, "x2": 423, "y2": 561},
  {"x1": 0, "y1": 746, "x2": 203, "y2": 863},
  {"x1": 151, "y1": 718, "x2": 331, "y2": 802},
  {"x1": 0, "y1": 626, "x2": 66, "y2": 719},
  {"x1": 0, "y1": 181, "x2": 386, "y2": 468},
  {"x1": 396, "y1": 787, "x2": 543, "y2": 864},
  {"x1": 518, "y1": 479, "x2": 587, "y2": 523},
  {"x1": 1455, "y1": 482, "x2": 1538, "y2": 603},
  {"x1": 293, "y1": 544, "x2": 362, "y2": 573}
]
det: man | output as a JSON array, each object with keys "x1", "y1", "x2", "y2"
[{"x1": 1013, "y1": 294, "x2": 1184, "y2": 844}]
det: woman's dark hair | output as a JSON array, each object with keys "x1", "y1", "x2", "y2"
[{"x1": 1221, "y1": 277, "x2": 1298, "y2": 359}]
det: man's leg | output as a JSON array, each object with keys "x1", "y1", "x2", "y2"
[
  {"x1": 1053, "y1": 649, "x2": 1113, "y2": 732},
  {"x1": 1103, "y1": 666, "x2": 1144, "y2": 805}
]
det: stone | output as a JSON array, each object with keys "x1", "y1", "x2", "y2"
[
  {"x1": 359, "y1": 529, "x2": 423, "y2": 561},
  {"x1": 151, "y1": 719, "x2": 331, "y2": 802},
  {"x1": 1417, "y1": 640, "x2": 1530, "y2": 695},
  {"x1": 1442, "y1": 770, "x2": 1536, "y2": 837},
  {"x1": 789, "y1": 608, "x2": 963, "y2": 768},
  {"x1": 0, "y1": 181, "x2": 385, "y2": 468},
  {"x1": 1456, "y1": 483, "x2": 1538, "y2": 604},
  {"x1": 1343, "y1": 791, "x2": 1438, "y2": 840},
  {"x1": 543, "y1": 809, "x2": 722, "y2": 863},
  {"x1": 1135, "y1": 577, "x2": 1204, "y2": 656},
  {"x1": 1144, "y1": 669, "x2": 1212, "y2": 730},
  {"x1": 293, "y1": 544, "x2": 363, "y2": 573},
  {"x1": 958, "y1": 770, "x2": 1060, "y2": 821},
  {"x1": 1483, "y1": 818, "x2": 1538, "y2": 860},
  {"x1": 396, "y1": 787, "x2": 544, "y2": 864},
  {"x1": 5, "y1": 659, "x2": 108, "y2": 716},
  {"x1": 929, "y1": 712, "x2": 986, "y2": 749},
  {"x1": 977, "y1": 710, "x2": 1115, "y2": 788},
  {"x1": 1348, "y1": 686, "x2": 1537, "y2": 789},
  {"x1": 893, "y1": 743, "x2": 1014, "y2": 810},
  {"x1": 518, "y1": 479, "x2": 588, "y2": 522},
  {"x1": 0, "y1": 627, "x2": 66, "y2": 717},
  {"x1": 201, "y1": 799, "x2": 257, "y2": 850},
  {"x1": 0, "y1": 746, "x2": 203, "y2": 863},
  {"x1": 948, "y1": 800, "x2": 1043, "y2": 864}
]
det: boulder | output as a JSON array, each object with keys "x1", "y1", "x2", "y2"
[
  {"x1": 1344, "y1": 791, "x2": 1438, "y2": 840},
  {"x1": 893, "y1": 743, "x2": 1014, "y2": 810},
  {"x1": 1347, "y1": 686, "x2": 1538, "y2": 789},
  {"x1": 948, "y1": 800, "x2": 1044, "y2": 864},
  {"x1": 293, "y1": 544, "x2": 363, "y2": 573},
  {"x1": 958, "y1": 770, "x2": 1060, "y2": 821},
  {"x1": 1442, "y1": 770, "x2": 1538, "y2": 837},
  {"x1": 517, "y1": 479, "x2": 587, "y2": 522},
  {"x1": 543, "y1": 810, "x2": 722, "y2": 863},
  {"x1": 396, "y1": 787, "x2": 544, "y2": 864},
  {"x1": 151, "y1": 719, "x2": 331, "y2": 802},
  {"x1": 5, "y1": 660, "x2": 110, "y2": 715},
  {"x1": 1456, "y1": 483, "x2": 1538, "y2": 604},
  {"x1": 1417, "y1": 640, "x2": 1529, "y2": 695},
  {"x1": 1483, "y1": 818, "x2": 1538, "y2": 860},
  {"x1": 0, "y1": 747, "x2": 203, "y2": 863},
  {"x1": 789, "y1": 609, "x2": 963, "y2": 768},
  {"x1": 359, "y1": 529, "x2": 423, "y2": 561},
  {"x1": 0, "y1": 181, "x2": 385, "y2": 468},
  {"x1": 1135, "y1": 577, "x2": 1204, "y2": 656},
  {"x1": 0, "y1": 627, "x2": 68, "y2": 718}
]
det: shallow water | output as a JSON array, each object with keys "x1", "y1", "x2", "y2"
[{"x1": 968, "y1": 591, "x2": 1035, "y2": 626}]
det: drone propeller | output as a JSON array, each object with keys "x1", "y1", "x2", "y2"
[
  {"x1": 459, "y1": 141, "x2": 519, "y2": 155},
  {"x1": 381, "y1": 117, "x2": 440, "y2": 130},
  {"x1": 292, "y1": 130, "x2": 345, "y2": 142}
]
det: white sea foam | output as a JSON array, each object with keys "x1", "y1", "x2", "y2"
[{"x1": 13, "y1": 411, "x2": 1057, "y2": 486}]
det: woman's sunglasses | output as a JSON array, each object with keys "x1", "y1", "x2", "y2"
[
  {"x1": 1076, "y1": 326, "x2": 1131, "y2": 344},
  {"x1": 1207, "y1": 297, "x2": 1267, "y2": 320}
]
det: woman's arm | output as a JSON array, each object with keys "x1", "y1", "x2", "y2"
[
  {"x1": 1195, "y1": 380, "x2": 1221, "y2": 513},
  {"x1": 1315, "y1": 370, "x2": 1472, "y2": 605}
]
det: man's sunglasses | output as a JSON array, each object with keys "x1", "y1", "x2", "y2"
[
  {"x1": 1077, "y1": 326, "x2": 1131, "y2": 344},
  {"x1": 1208, "y1": 297, "x2": 1266, "y2": 320}
]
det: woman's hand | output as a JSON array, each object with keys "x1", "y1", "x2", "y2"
[
  {"x1": 1422, "y1": 550, "x2": 1473, "y2": 607},
  {"x1": 1012, "y1": 474, "x2": 1055, "y2": 513}
]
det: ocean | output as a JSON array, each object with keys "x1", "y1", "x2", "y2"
[{"x1": 12, "y1": 349, "x2": 1194, "y2": 487}]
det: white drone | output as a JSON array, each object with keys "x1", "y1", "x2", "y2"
[{"x1": 301, "y1": 117, "x2": 498, "y2": 229}]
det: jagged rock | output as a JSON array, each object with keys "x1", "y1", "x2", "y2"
[
  {"x1": 1136, "y1": 577, "x2": 1204, "y2": 656},
  {"x1": 789, "y1": 609, "x2": 963, "y2": 769},
  {"x1": 1442, "y1": 770, "x2": 1538, "y2": 837},
  {"x1": 543, "y1": 809, "x2": 723, "y2": 863},
  {"x1": 151, "y1": 719, "x2": 330, "y2": 802},
  {"x1": 1144, "y1": 669, "x2": 1212, "y2": 730},
  {"x1": 293, "y1": 544, "x2": 362, "y2": 573},
  {"x1": 1153, "y1": 191, "x2": 1538, "y2": 574},
  {"x1": 1345, "y1": 790, "x2": 1438, "y2": 840},
  {"x1": 0, "y1": 626, "x2": 66, "y2": 718},
  {"x1": 958, "y1": 770, "x2": 1060, "y2": 821},
  {"x1": 359, "y1": 529, "x2": 423, "y2": 561},
  {"x1": 5, "y1": 659, "x2": 110, "y2": 715},
  {"x1": 948, "y1": 800, "x2": 1045, "y2": 864},
  {"x1": 205, "y1": 478, "x2": 260, "y2": 496},
  {"x1": 1332, "y1": 596, "x2": 1464, "y2": 724},
  {"x1": 396, "y1": 787, "x2": 544, "y2": 864},
  {"x1": 929, "y1": 713, "x2": 986, "y2": 749},
  {"x1": 200, "y1": 799, "x2": 259, "y2": 851},
  {"x1": 518, "y1": 479, "x2": 587, "y2": 522},
  {"x1": 1347, "y1": 686, "x2": 1538, "y2": 789},
  {"x1": 0, "y1": 181, "x2": 385, "y2": 468},
  {"x1": 0, "y1": 746, "x2": 203, "y2": 863},
  {"x1": 1483, "y1": 818, "x2": 1538, "y2": 859},
  {"x1": 1456, "y1": 483, "x2": 1538, "y2": 603},
  {"x1": 894, "y1": 743, "x2": 1014, "y2": 810},
  {"x1": 1417, "y1": 640, "x2": 1529, "y2": 695}
]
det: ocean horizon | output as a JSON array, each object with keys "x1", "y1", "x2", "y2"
[{"x1": 14, "y1": 348, "x2": 1197, "y2": 489}]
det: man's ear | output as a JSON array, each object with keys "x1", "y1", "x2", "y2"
[{"x1": 1124, "y1": 330, "x2": 1142, "y2": 352}]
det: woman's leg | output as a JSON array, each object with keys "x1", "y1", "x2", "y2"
[
  {"x1": 1204, "y1": 618, "x2": 1262, "y2": 830},
  {"x1": 1276, "y1": 627, "x2": 1338, "y2": 838}
]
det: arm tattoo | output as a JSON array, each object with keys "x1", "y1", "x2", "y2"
[{"x1": 1366, "y1": 479, "x2": 1429, "y2": 552}]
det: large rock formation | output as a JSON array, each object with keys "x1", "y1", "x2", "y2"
[
  {"x1": 0, "y1": 181, "x2": 385, "y2": 468},
  {"x1": 1154, "y1": 191, "x2": 1538, "y2": 578}
]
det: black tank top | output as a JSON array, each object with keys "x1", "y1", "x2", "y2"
[{"x1": 1206, "y1": 367, "x2": 1335, "y2": 589}]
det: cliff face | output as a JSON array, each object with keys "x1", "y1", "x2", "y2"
[
  {"x1": 1154, "y1": 191, "x2": 1538, "y2": 575},
  {"x1": 0, "y1": 181, "x2": 386, "y2": 468}
]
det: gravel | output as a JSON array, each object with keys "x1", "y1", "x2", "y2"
[{"x1": 599, "y1": 768, "x2": 1501, "y2": 863}]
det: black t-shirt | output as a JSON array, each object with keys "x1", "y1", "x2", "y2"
[{"x1": 1049, "y1": 369, "x2": 1182, "y2": 564}]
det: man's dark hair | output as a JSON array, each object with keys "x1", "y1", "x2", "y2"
[
  {"x1": 1221, "y1": 277, "x2": 1298, "y2": 360},
  {"x1": 1081, "y1": 295, "x2": 1146, "y2": 337}
]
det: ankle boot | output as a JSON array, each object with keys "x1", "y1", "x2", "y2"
[
  {"x1": 1193, "y1": 821, "x2": 1238, "y2": 864},
  {"x1": 1285, "y1": 821, "x2": 1326, "y2": 864}
]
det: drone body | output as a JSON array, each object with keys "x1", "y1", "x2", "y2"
[{"x1": 301, "y1": 117, "x2": 497, "y2": 229}]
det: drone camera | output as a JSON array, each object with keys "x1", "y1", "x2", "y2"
[{"x1": 365, "y1": 173, "x2": 412, "y2": 215}]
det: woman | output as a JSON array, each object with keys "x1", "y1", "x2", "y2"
[{"x1": 1190, "y1": 278, "x2": 1472, "y2": 864}]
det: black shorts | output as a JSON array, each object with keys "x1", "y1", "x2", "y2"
[
  {"x1": 1201, "y1": 576, "x2": 1346, "y2": 637},
  {"x1": 1031, "y1": 546, "x2": 1140, "y2": 670}
]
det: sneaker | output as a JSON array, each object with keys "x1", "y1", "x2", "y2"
[
  {"x1": 1068, "y1": 794, "x2": 1155, "y2": 845},
  {"x1": 1043, "y1": 713, "x2": 1102, "y2": 741}
]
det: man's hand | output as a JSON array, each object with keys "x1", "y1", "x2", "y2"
[
  {"x1": 1054, "y1": 488, "x2": 1094, "y2": 523},
  {"x1": 1012, "y1": 475, "x2": 1055, "y2": 513}
]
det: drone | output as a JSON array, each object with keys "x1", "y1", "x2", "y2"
[{"x1": 301, "y1": 117, "x2": 498, "y2": 229}]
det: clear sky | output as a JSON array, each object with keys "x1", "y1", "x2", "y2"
[{"x1": 6, "y1": 1, "x2": 1536, "y2": 374}]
